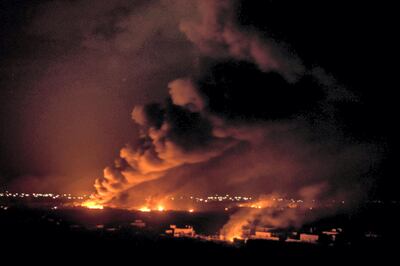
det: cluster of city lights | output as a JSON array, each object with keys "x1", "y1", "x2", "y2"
[
  {"x1": 0, "y1": 191, "x2": 88, "y2": 200},
  {"x1": 170, "y1": 194, "x2": 253, "y2": 203}
]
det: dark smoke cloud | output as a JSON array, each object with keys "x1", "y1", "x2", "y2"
[
  {"x1": 90, "y1": 0, "x2": 379, "y2": 214},
  {"x1": 193, "y1": 59, "x2": 325, "y2": 121},
  {"x1": 179, "y1": 0, "x2": 305, "y2": 81}
]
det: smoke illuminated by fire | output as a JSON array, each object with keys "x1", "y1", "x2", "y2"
[
  {"x1": 221, "y1": 195, "x2": 279, "y2": 241},
  {"x1": 221, "y1": 186, "x2": 340, "y2": 241},
  {"x1": 76, "y1": 0, "x2": 380, "y2": 237}
]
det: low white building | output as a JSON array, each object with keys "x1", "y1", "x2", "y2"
[
  {"x1": 322, "y1": 228, "x2": 342, "y2": 241},
  {"x1": 166, "y1": 225, "x2": 195, "y2": 237}
]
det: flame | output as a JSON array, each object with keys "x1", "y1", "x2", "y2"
[
  {"x1": 222, "y1": 195, "x2": 282, "y2": 242},
  {"x1": 81, "y1": 200, "x2": 104, "y2": 209},
  {"x1": 188, "y1": 209, "x2": 194, "y2": 213},
  {"x1": 138, "y1": 202, "x2": 165, "y2": 212},
  {"x1": 223, "y1": 224, "x2": 245, "y2": 242},
  {"x1": 139, "y1": 206, "x2": 151, "y2": 212}
]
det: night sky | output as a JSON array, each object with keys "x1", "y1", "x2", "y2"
[{"x1": 0, "y1": 0, "x2": 398, "y2": 200}]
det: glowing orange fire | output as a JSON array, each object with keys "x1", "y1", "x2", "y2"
[
  {"x1": 138, "y1": 202, "x2": 166, "y2": 212},
  {"x1": 81, "y1": 200, "x2": 104, "y2": 209},
  {"x1": 138, "y1": 206, "x2": 151, "y2": 212}
]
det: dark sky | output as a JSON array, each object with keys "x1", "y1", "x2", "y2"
[{"x1": 0, "y1": 0, "x2": 398, "y2": 198}]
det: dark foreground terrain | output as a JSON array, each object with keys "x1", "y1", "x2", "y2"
[{"x1": 1, "y1": 204, "x2": 399, "y2": 264}]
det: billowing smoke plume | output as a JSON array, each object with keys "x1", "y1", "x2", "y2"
[
  {"x1": 88, "y1": 0, "x2": 379, "y2": 234},
  {"x1": 221, "y1": 184, "x2": 345, "y2": 241},
  {"x1": 179, "y1": 0, "x2": 305, "y2": 82},
  {"x1": 94, "y1": 95, "x2": 237, "y2": 204}
]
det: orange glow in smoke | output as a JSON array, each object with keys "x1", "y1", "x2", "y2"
[
  {"x1": 230, "y1": 236, "x2": 242, "y2": 242},
  {"x1": 81, "y1": 200, "x2": 104, "y2": 210}
]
